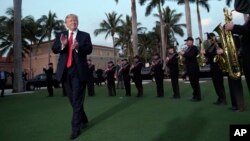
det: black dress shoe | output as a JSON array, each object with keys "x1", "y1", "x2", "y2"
[{"x1": 70, "y1": 131, "x2": 80, "y2": 140}]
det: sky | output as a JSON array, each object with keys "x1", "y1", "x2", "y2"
[{"x1": 0, "y1": 0, "x2": 245, "y2": 50}]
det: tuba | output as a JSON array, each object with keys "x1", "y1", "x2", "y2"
[{"x1": 213, "y1": 8, "x2": 241, "y2": 79}]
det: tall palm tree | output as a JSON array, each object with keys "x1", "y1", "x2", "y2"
[
  {"x1": 115, "y1": 15, "x2": 146, "y2": 59},
  {"x1": 138, "y1": 31, "x2": 159, "y2": 62},
  {"x1": 139, "y1": 0, "x2": 167, "y2": 64},
  {"x1": 13, "y1": 0, "x2": 23, "y2": 92},
  {"x1": 155, "y1": 6, "x2": 186, "y2": 46},
  {"x1": 22, "y1": 16, "x2": 41, "y2": 78},
  {"x1": 177, "y1": 0, "x2": 192, "y2": 37},
  {"x1": 0, "y1": 8, "x2": 37, "y2": 79},
  {"x1": 37, "y1": 11, "x2": 65, "y2": 63},
  {"x1": 94, "y1": 11, "x2": 122, "y2": 62},
  {"x1": 114, "y1": 0, "x2": 139, "y2": 56},
  {"x1": 178, "y1": 0, "x2": 209, "y2": 40}
]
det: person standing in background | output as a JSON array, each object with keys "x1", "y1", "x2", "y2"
[
  {"x1": 203, "y1": 33, "x2": 226, "y2": 105},
  {"x1": 52, "y1": 14, "x2": 92, "y2": 139},
  {"x1": 105, "y1": 61, "x2": 116, "y2": 96},
  {"x1": 0, "y1": 68, "x2": 9, "y2": 97},
  {"x1": 166, "y1": 47, "x2": 180, "y2": 99},
  {"x1": 43, "y1": 63, "x2": 54, "y2": 97},
  {"x1": 130, "y1": 55, "x2": 144, "y2": 97},
  {"x1": 120, "y1": 59, "x2": 131, "y2": 97},
  {"x1": 181, "y1": 37, "x2": 202, "y2": 101},
  {"x1": 151, "y1": 53, "x2": 164, "y2": 97},
  {"x1": 87, "y1": 59, "x2": 95, "y2": 96}
]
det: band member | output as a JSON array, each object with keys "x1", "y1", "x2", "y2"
[
  {"x1": 43, "y1": 63, "x2": 54, "y2": 97},
  {"x1": 116, "y1": 60, "x2": 124, "y2": 89},
  {"x1": 181, "y1": 37, "x2": 202, "y2": 101},
  {"x1": 203, "y1": 33, "x2": 226, "y2": 105},
  {"x1": 166, "y1": 46, "x2": 180, "y2": 98},
  {"x1": 120, "y1": 59, "x2": 131, "y2": 96},
  {"x1": 0, "y1": 68, "x2": 9, "y2": 97},
  {"x1": 216, "y1": 36, "x2": 245, "y2": 112},
  {"x1": 87, "y1": 59, "x2": 95, "y2": 96},
  {"x1": 105, "y1": 61, "x2": 116, "y2": 96},
  {"x1": 224, "y1": 1, "x2": 250, "y2": 93},
  {"x1": 151, "y1": 53, "x2": 164, "y2": 97},
  {"x1": 130, "y1": 55, "x2": 144, "y2": 97},
  {"x1": 52, "y1": 14, "x2": 92, "y2": 139}
]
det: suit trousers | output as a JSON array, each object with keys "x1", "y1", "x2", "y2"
[
  {"x1": 228, "y1": 77, "x2": 245, "y2": 110},
  {"x1": 63, "y1": 67, "x2": 88, "y2": 133},
  {"x1": 187, "y1": 71, "x2": 201, "y2": 100},
  {"x1": 123, "y1": 76, "x2": 131, "y2": 96},
  {"x1": 155, "y1": 76, "x2": 164, "y2": 97}
]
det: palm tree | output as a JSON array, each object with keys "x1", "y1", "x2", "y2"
[
  {"x1": 115, "y1": 15, "x2": 146, "y2": 60},
  {"x1": 94, "y1": 11, "x2": 122, "y2": 62},
  {"x1": 0, "y1": 8, "x2": 37, "y2": 79},
  {"x1": 22, "y1": 16, "x2": 41, "y2": 78},
  {"x1": 177, "y1": 0, "x2": 192, "y2": 37},
  {"x1": 114, "y1": 0, "x2": 139, "y2": 56},
  {"x1": 139, "y1": 0, "x2": 167, "y2": 65},
  {"x1": 178, "y1": 0, "x2": 209, "y2": 40},
  {"x1": 138, "y1": 31, "x2": 159, "y2": 62},
  {"x1": 13, "y1": 0, "x2": 23, "y2": 92},
  {"x1": 37, "y1": 11, "x2": 65, "y2": 63},
  {"x1": 155, "y1": 6, "x2": 186, "y2": 46}
]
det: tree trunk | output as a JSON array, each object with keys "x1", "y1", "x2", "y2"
[
  {"x1": 158, "y1": 4, "x2": 166, "y2": 69},
  {"x1": 196, "y1": 1, "x2": 203, "y2": 41},
  {"x1": 131, "y1": 0, "x2": 138, "y2": 56},
  {"x1": 112, "y1": 35, "x2": 116, "y2": 63},
  {"x1": 48, "y1": 34, "x2": 51, "y2": 64},
  {"x1": 184, "y1": 0, "x2": 192, "y2": 37},
  {"x1": 13, "y1": 0, "x2": 24, "y2": 92},
  {"x1": 29, "y1": 42, "x2": 32, "y2": 79}
]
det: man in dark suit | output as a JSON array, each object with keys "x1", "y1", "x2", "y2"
[
  {"x1": 166, "y1": 47, "x2": 180, "y2": 98},
  {"x1": 105, "y1": 61, "x2": 116, "y2": 96},
  {"x1": 120, "y1": 59, "x2": 131, "y2": 96},
  {"x1": 0, "y1": 68, "x2": 9, "y2": 97},
  {"x1": 43, "y1": 63, "x2": 54, "y2": 97},
  {"x1": 224, "y1": 0, "x2": 250, "y2": 93},
  {"x1": 151, "y1": 53, "x2": 164, "y2": 97},
  {"x1": 87, "y1": 59, "x2": 95, "y2": 96},
  {"x1": 204, "y1": 33, "x2": 226, "y2": 105},
  {"x1": 52, "y1": 14, "x2": 92, "y2": 140},
  {"x1": 181, "y1": 37, "x2": 202, "y2": 101},
  {"x1": 130, "y1": 55, "x2": 144, "y2": 97}
]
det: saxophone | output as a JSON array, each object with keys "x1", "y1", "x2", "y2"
[{"x1": 213, "y1": 8, "x2": 241, "y2": 79}]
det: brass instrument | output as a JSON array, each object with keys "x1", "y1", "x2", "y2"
[
  {"x1": 213, "y1": 8, "x2": 241, "y2": 79},
  {"x1": 196, "y1": 39, "x2": 207, "y2": 67}
]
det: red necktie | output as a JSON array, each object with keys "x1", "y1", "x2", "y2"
[{"x1": 66, "y1": 32, "x2": 74, "y2": 68}]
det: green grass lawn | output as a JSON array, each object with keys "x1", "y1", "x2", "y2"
[{"x1": 0, "y1": 79, "x2": 250, "y2": 141}]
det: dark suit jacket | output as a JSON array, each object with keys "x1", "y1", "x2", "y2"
[
  {"x1": 52, "y1": 30, "x2": 93, "y2": 82},
  {"x1": 184, "y1": 45, "x2": 199, "y2": 73},
  {"x1": 232, "y1": 20, "x2": 250, "y2": 59}
]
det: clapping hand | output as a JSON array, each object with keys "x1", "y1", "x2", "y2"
[
  {"x1": 72, "y1": 39, "x2": 79, "y2": 50},
  {"x1": 60, "y1": 34, "x2": 68, "y2": 46}
]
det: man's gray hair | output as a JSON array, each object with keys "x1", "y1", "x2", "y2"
[{"x1": 65, "y1": 14, "x2": 78, "y2": 22}]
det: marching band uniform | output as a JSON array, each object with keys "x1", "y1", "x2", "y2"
[
  {"x1": 105, "y1": 61, "x2": 116, "y2": 96},
  {"x1": 183, "y1": 37, "x2": 202, "y2": 101},
  {"x1": 130, "y1": 55, "x2": 144, "y2": 97},
  {"x1": 120, "y1": 59, "x2": 131, "y2": 96},
  {"x1": 205, "y1": 33, "x2": 226, "y2": 105},
  {"x1": 87, "y1": 59, "x2": 95, "y2": 96},
  {"x1": 166, "y1": 47, "x2": 180, "y2": 98},
  {"x1": 151, "y1": 53, "x2": 164, "y2": 97}
]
